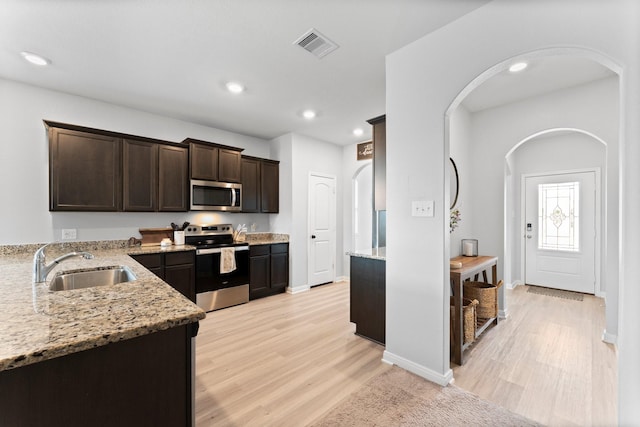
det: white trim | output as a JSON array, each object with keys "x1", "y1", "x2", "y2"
[
  {"x1": 382, "y1": 350, "x2": 454, "y2": 386},
  {"x1": 499, "y1": 308, "x2": 508, "y2": 319},
  {"x1": 334, "y1": 275, "x2": 348, "y2": 283},
  {"x1": 286, "y1": 285, "x2": 310, "y2": 294},
  {"x1": 508, "y1": 280, "x2": 524, "y2": 290},
  {"x1": 602, "y1": 330, "x2": 617, "y2": 345},
  {"x1": 520, "y1": 167, "x2": 602, "y2": 295}
]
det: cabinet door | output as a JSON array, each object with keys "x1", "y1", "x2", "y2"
[
  {"x1": 241, "y1": 157, "x2": 260, "y2": 213},
  {"x1": 123, "y1": 139, "x2": 158, "y2": 212},
  {"x1": 49, "y1": 128, "x2": 122, "y2": 211},
  {"x1": 270, "y1": 246, "x2": 289, "y2": 290},
  {"x1": 159, "y1": 145, "x2": 189, "y2": 212},
  {"x1": 190, "y1": 143, "x2": 218, "y2": 181},
  {"x1": 260, "y1": 160, "x2": 279, "y2": 213},
  {"x1": 218, "y1": 149, "x2": 242, "y2": 183},
  {"x1": 164, "y1": 264, "x2": 195, "y2": 302},
  {"x1": 130, "y1": 253, "x2": 164, "y2": 279},
  {"x1": 249, "y1": 245, "x2": 270, "y2": 297}
]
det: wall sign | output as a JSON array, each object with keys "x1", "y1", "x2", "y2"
[{"x1": 357, "y1": 141, "x2": 373, "y2": 161}]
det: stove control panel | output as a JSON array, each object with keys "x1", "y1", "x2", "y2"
[{"x1": 184, "y1": 224, "x2": 234, "y2": 236}]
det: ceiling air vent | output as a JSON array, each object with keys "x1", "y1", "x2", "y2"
[{"x1": 294, "y1": 28, "x2": 339, "y2": 58}]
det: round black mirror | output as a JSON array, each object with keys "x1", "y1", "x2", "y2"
[{"x1": 450, "y1": 158, "x2": 459, "y2": 209}]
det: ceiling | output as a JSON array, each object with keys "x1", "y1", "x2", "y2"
[{"x1": 0, "y1": 1, "x2": 615, "y2": 146}]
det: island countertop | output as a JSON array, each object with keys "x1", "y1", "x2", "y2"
[
  {"x1": 346, "y1": 247, "x2": 386, "y2": 261},
  {"x1": 0, "y1": 242, "x2": 205, "y2": 372}
]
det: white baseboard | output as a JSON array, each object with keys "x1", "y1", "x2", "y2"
[
  {"x1": 382, "y1": 350, "x2": 453, "y2": 386},
  {"x1": 602, "y1": 330, "x2": 617, "y2": 345},
  {"x1": 334, "y1": 275, "x2": 348, "y2": 283},
  {"x1": 286, "y1": 285, "x2": 310, "y2": 294},
  {"x1": 507, "y1": 280, "x2": 524, "y2": 290},
  {"x1": 499, "y1": 308, "x2": 508, "y2": 319}
]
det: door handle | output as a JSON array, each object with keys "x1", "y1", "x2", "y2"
[
  {"x1": 311, "y1": 235, "x2": 316, "y2": 239},
  {"x1": 526, "y1": 234, "x2": 532, "y2": 239}
]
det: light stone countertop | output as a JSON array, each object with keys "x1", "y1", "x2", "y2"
[
  {"x1": 0, "y1": 242, "x2": 205, "y2": 372},
  {"x1": 346, "y1": 247, "x2": 386, "y2": 261},
  {"x1": 244, "y1": 232, "x2": 289, "y2": 246}
]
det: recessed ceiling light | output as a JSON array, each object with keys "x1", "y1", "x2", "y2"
[
  {"x1": 509, "y1": 62, "x2": 528, "y2": 73},
  {"x1": 225, "y1": 81, "x2": 245, "y2": 94},
  {"x1": 20, "y1": 51, "x2": 50, "y2": 66},
  {"x1": 353, "y1": 128, "x2": 364, "y2": 136},
  {"x1": 302, "y1": 109, "x2": 316, "y2": 119}
]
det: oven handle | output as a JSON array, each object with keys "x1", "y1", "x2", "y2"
[{"x1": 196, "y1": 246, "x2": 249, "y2": 255}]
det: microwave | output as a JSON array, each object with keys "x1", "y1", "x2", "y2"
[{"x1": 190, "y1": 180, "x2": 242, "y2": 211}]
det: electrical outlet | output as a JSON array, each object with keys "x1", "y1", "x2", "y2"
[
  {"x1": 411, "y1": 200, "x2": 435, "y2": 217},
  {"x1": 62, "y1": 228, "x2": 77, "y2": 240}
]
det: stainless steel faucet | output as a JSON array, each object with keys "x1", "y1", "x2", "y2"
[{"x1": 33, "y1": 243, "x2": 94, "y2": 283}]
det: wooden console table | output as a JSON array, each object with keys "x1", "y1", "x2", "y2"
[{"x1": 450, "y1": 255, "x2": 498, "y2": 365}]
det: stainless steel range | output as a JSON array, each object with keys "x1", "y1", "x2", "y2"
[{"x1": 184, "y1": 224, "x2": 249, "y2": 312}]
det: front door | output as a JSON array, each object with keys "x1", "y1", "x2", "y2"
[
  {"x1": 308, "y1": 173, "x2": 336, "y2": 286},
  {"x1": 524, "y1": 171, "x2": 597, "y2": 293}
]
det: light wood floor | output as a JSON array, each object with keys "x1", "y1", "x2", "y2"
[
  {"x1": 453, "y1": 285, "x2": 618, "y2": 426},
  {"x1": 194, "y1": 281, "x2": 389, "y2": 426},
  {"x1": 195, "y1": 282, "x2": 617, "y2": 426}
]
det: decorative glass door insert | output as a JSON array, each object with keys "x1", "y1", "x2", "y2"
[{"x1": 538, "y1": 181, "x2": 580, "y2": 251}]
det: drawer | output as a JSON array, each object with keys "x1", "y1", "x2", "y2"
[
  {"x1": 270, "y1": 243, "x2": 289, "y2": 254},
  {"x1": 131, "y1": 253, "x2": 162, "y2": 269},
  {"x1": 165, "y1": 250, "x2": 195, "y2": 266},
  {"x1": 250, "y1": 245, "x2": 270, "y2": 256}
]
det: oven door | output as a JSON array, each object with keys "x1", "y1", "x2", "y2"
[{"x1": 195, "y1": 246, "x2": 249, "y2": 293}]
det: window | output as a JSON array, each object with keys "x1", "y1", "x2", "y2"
[{"x1": 538, "y1": 181, "x2": 580, "y2": 251}]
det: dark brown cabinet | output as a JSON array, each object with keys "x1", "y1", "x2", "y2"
[
  {"x1": 367, "y1": 115, "x2": 386, "y2": 211},
  {"x1": 158, "y1": 145, "x2": 189, "y2": 211},
  {"x1": 186, "y1": 138, "x2": 243, "y2": 183},
  {"x1": 123, "y1": 139, "x2": 157, "y2": 211},
  {"x1": 49, "y1": 126, "x2": 122, "y2": 211},
  {"x1": 131, "y1": 251, "x2": 195, "y2": 302},
  {"x1": 47, "y1": 121, "x2": 188, "y2": 212},
  {"x1": 249, "y1": 243, "x2": 289, "y2": 300},
  {"x1": 0, "y1": 324, "x2": 197, "y2": 427},
  {"x1": 241, "y1": 155, "x2": 279, "y2": 213},
  {"x1": 350, "y1": 256, "x2": 385, "y2": 345}
]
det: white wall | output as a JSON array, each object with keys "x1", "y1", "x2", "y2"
[
  {"x1": 274, "y1": 132, "x2": 344, "y2": 292},
  {"x1": 448, "y1": 105, "x2": 473, "y2": 258},
  {"x1": 466, "y1": 77, "x2": 618, "y2": 335},
  {"x1": 342, "y1": 142, "x2": 373, "y2": 277},
  {"x1": 0, "y1": 78, "x2": 275, "y2": 244},
  {"x1": 385, "y1": 1, "x2": 640, "y2": 421}
]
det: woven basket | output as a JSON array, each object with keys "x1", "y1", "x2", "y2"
[
  {"x1": 463, "y1": 281, "x2": 502, "y2": 319},
  {"x1": 450, "y1": 297, "x2": 478, "y2": 344}
]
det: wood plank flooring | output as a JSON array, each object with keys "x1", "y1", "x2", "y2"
[
  {"x1": 453, "y1": 285, "x2": 618, "y2": 426},
  {"x1": 195, "y1": 282, "x2": 389, "y2": 426},
  {"x1": 195, "y1": 282, "x2": 617, "y2": 426}
]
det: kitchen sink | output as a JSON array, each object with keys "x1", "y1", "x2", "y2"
[{"x1": 49, "y1": 266, "x2": 137, "y2": 291}]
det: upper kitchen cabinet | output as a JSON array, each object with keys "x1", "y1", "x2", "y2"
[
  {"x1": 158, "y1": 145, "x2": 189, "y2": 211},
  {"x1": 46, "y1": 121, "x2": 188, "y2": 212},
  {"x1": 49, "y1": 125, "x2": 122, "y2": 211},
  {"x1": 367, "y1": 115, "x2": 386, "y2": 211},
  {"x1": 241, "y1": 155, "x2": 279, "y2": 213},
  {"x1": 185, "y1": 138, "x2": 243, "y2": 183}
]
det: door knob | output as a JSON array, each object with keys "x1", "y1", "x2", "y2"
[
  {"x1": 311, "y1": 235, "x2": 316, "y2": 239},
  {"x1": 526, "y1": 234, "x2": 532, "y2": 239}
]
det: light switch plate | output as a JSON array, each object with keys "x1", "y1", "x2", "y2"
[{"x1": 412, "y1": 200, "x2": 434, "y2": 217}]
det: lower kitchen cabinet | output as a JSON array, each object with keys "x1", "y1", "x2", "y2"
[
  {"x1": 350, "y1": 256, "x2": 385, "y2": 345},
  {"x1": 0, "y1": 324, "x2": 197, "y2": 427},
  {"x1": 131, "y1": 250, "x2": 195, "y2": 302},
  {"x1": 249, "y1": 243, "x2": 289, "y2": 300}
]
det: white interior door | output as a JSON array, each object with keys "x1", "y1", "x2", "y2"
[
  {"x1": 308, "y1": 173, "x2": 336, "y2": 286},
  {"x1": 524, "y1": 171, "x2": 596, "y2": 293}
]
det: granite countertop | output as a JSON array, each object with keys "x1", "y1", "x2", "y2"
[
  {"x1": 0, "y1": 242, "x2": 205, "y2": 372},
  {"x1": 244, "y1": 232, "x2": 289, "y2": 246},
  {"x1": 346, "y1": 247, "x2": 386, "y2": 261}
]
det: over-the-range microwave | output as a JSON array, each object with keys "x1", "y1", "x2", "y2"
[{"x1": 190, "y1": 180, "x2": 242, "y2": 211}]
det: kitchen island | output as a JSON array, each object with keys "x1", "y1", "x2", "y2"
[
  {"x1": 347, "y1": 247, "x2": 386, "y2": 345},
  {"x1": 0, "y1": 242, "x2": 205, "y2": 427}
]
